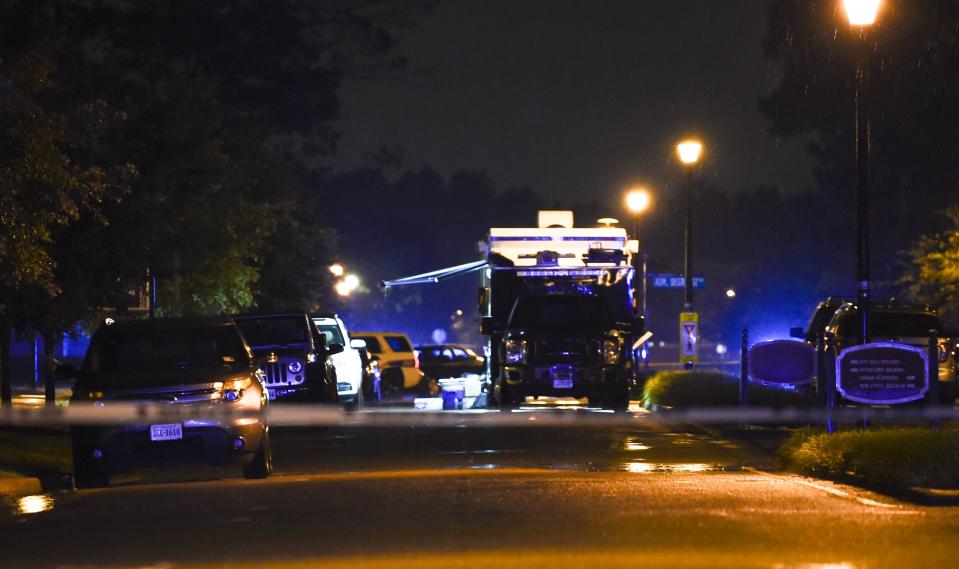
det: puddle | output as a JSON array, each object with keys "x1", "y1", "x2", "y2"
[
  {"x1": 15, "y1": 494, "x2": 55, "y2": 515},
  {"x1": 621, "y1": 462, "x2": 732, "y2": 474}
]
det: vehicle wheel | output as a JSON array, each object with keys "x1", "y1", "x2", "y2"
[
  {"x1": 497, "y1": 382, "x2": 518, "y2": 410},
  {"x1": 380, "y1": 369, "x2": 404, "y2": 398},
  {"x1": 243, "y1": 429, "x2": 273, "y2": 480},
  {"x1": 345, "y1": 386, "x2": 364, "y2": 411},
  {"x1": 72, "y1": 450, "x2": 108, "y2": 489}
]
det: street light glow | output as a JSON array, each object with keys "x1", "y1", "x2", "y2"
[
  {"x1": 843, "y1": 0, "x2": 882, "y2": 26},
  {"x1": 329, "y1": 263, "x2": 345, "y2": 277},
  {"x1": 726, "y1": 288, "x2": 736, "y2": 299},
  {"x1": 625, "y1": 188, "x2": 652, "y2": 214},
  {"x1": 334, "y1": 281, "x2": 352, "y2": 297},
  {"x1": 343, "y1": 274, "x2": 360, "y2": 290},
  {"x1": 676, "y1": 139, "x2": 703, "y2": 166}
]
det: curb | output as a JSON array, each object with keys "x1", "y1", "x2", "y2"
[{"x1": 0, "y1": 476, "x2": 43, "y2": 497}]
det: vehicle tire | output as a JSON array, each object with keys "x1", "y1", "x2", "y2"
[
  {"x1": 380, "y1": 369, "x2": 404, "y2": 398},
  {"x1": 497, "y1": 382, "x2": 518, "y2": 410},
  {"x1": 243, "y1": 429, "x2": 273, "y2": 480},
  {"x1": 345, "y1": 386, "x2": 364, "y2": 411},
  {"x1": 608, "y1": 384, "x2": 630, "y2": 412},
  {"x1": 72, "y1": 450, "x2": 108, "y2": 489}
]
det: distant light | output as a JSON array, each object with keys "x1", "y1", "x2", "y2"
[
  {"x1": 640, "y1": 348, "x2": 648, "y2": 359},
  {"x1": 716, "y1": 343, "x2": 728, "y2": 355},
  {"x1": 329, "y1": 263, "x2": 345, "y2": 277},
  {"x1": 726, "y1": 288, "x2": 737, "y2": 299},
  {"x1": 343, "y1": 274, "x2": 360, "y2": 290},
  {"x1": 432, "y1": 328, "x2": 447, "y2": 344},
  {"x1": 455, "y1": 309, "x2": 464, "y2": 317},
  {"x1": 334, "y1": 281, "x2": 352, "y2": 297},
  {"x1": 17, "y1": 495, "x2": 53, "y2": 515},
  {"x1": 676, "y1": 139, "x2": 704, "y2": 166},
  {"x1": 597, "y1": 217, "x2": 620, "y2": 227},
  {"x1": 104, "y1": 318, "x2": 115, "y2": 326},
  {"x1": 843, "y1": 0, "x2": 882, "y2": 26},
  {"x1": 625, "y1": 188, "x2": 652, "y2": 214}
]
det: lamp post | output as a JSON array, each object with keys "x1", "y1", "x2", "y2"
[
  {"x1": 676, "y1": 140, "x2": 703, "y2": 310},
  {"x1": 676, "y1": 139, "x2": 702, "y2": 369},
  {"x1": 843, "y1": 0, "x2": 882, "y2": 345},
  {"x1": 625, "y1": 187, "x2": 652, "y2": 372}
]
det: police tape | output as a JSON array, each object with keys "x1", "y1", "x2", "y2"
[{"x1": 1, "y1": 402, "x2": 958, "y2": 427}]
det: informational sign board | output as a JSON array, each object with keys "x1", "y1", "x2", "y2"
[
  {"x1": 748, "y1": 340, "x2": 816, "y2": 385},
  {"x1": 679, "y1": 312, "x2": 698, "y2": 365},
  {"x1": 649, "y1": 274, "x2": 705, "y2": 289},
  {"x1": 836, "y1": 342, "x2": 930, "y2": 404}
]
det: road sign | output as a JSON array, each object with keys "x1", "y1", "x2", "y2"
[
  {"x1": 748, "y1": 340, "x2": 815, "y2": 385},
  {"x1": 836, "y1": 342, "x2": 929, "y2": 404},
  {"x1": 679, "y1": 312, "x2": 698, "y2": 364},
  {"x1": 649, "y1": 274, "x2": 705, "y2": 289}
]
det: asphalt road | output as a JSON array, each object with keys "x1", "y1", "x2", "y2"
[{"x1": 2, "y1": 402, "x2": 959, "y2": 569}]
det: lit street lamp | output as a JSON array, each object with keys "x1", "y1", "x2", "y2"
[
  {"x1": 843, "y1": 0, "x2": 882, "y2": 344},
  {"x1": 624, "y1": 187, "x2": 653, "y2": 372},
  {"x1": 676, "y1": 138, "x2": 702, "y2": 369}
]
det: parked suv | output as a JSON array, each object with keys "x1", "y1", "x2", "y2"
[
  {"x1": 415, "y1": 344, "x2": 486, "y2": 381},
  {"x1": 350, "y1": 331, "x2": 426, "y2": 396},
  {"x1": 312, "y1": 313, "x2": 366, "y2": 409},
  {"x1": 64, "y1": 317, "x2": 272, "y2": 488},
  {"x1": 233, "y1": 313, "x2": 341, "y2": 403},
  {"x1": 823, "y1": 302, "x2": 957, "y2": 403}
]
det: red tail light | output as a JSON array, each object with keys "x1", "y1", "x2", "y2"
[{"x1": 413, "y1": 351, "x2": 420, "y2": 369}]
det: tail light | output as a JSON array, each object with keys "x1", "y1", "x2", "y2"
[
  {"x1": 413, "y1": 351, "x2": 420, "y2": 369},
  {"x1": 938, "y1": 339, "x2": 951, "y2": 363}
]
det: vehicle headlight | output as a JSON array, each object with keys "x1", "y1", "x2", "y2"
[
  {"x1": 504, "y1": 338, "x2": 526, "y2": 364},
  {"x1": 287, "y1": 360, "x2": 303, "y2": 374},
  {"x1": 217, "y1": 378, "x2": 260, "y2": 408},
  {"x1": 603, "y1": 339, "x2": 621, "y2": 365}
]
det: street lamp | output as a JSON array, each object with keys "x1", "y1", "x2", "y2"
[
  {"x1": 624, "y1": 186, "x2": 653, "y2": 373},
  {"x1": 844, "y1": 0, "x2": 882, "y2": 344}
]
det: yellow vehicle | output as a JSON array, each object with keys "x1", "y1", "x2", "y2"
[{"x1": 350, "y1": 332, "x2": 428, "y2": 395}]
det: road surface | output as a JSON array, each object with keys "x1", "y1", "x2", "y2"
[{"x1": 1, "y1": 402, "x2": 958, "y2": 568}]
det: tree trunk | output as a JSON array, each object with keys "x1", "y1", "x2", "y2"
[
  {"x1": 0, "y1": 320, "x2": 12, "y2": 404},
  {"x1": 43, "y1": 330, "x2": 56, "y2": 406}
]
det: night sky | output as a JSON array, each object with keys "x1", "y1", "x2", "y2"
[{"x1": 333, "y1": 0, "x2": 816, "y2": 208}]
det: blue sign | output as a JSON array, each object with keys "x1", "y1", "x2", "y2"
[
  {"x1": 649, "y1": 274, "x2": 705, "y2": 289},
  {"x1": 836, "y1": 342, "x2": 930, "y2": 405}
]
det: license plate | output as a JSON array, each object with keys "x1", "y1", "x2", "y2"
[
  {"x1": 553, "y1": 379, "x2": 574, "y2": 389},
  {"x1": 149, "y1": 423, "x2": 183, "y2": 442}
]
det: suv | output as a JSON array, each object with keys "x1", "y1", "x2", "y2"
[
  {"x1": 64, "y1": 317, "x2": 272, "y2": 488},
  {"x1": 791, "y1": 297, "x2": 853, "y2": 343},
  {"x1": 233, "y1": 313, "x2": 341, "y2": 402},
  {"x1": 312, "y1": 313, "x2": 366, "y2": 409},
  {"x1": 350, "y1": 331, "x2": 426, "y2": 396},
  {"x1": 823, "y1": 302, "x2": 957, "y2": 403},
  {"x1": 494, "y1": 295, "x2": 632, "y2": 410}
]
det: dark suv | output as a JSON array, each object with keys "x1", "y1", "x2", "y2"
[
  {"x1": 494, "y1": 295, "x2": 631, "y2": 410},
  {"x1": 65, "y1": 317, "x2": 272, "y2": 488},
  {"x1": 233, "y1": 313, "x2": 341, "y2": 403},
  {"x1": 823, "y1": 302, "x2": 957, "y2": 403}
]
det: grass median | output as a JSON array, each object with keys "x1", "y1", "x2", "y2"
[
  {"x1": 780, "y1": 426, "x2": 959, "y2": 490},
  {"x1": 0, "y1": 428, "x2": 72, "y2": 480},
  {"x1": 642, "y1": 370, "x2": 815, "y2": 408}
]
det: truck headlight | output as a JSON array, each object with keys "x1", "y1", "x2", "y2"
[
  {"x1": 504, "y1": 339, "x2": 526, "y2": 364},
  {"x1": 603, "y1": 339, "x2": 621, "y2": 365},
  {"x1": 287, "y1": 360, "x2": 303, "y2": 374}
]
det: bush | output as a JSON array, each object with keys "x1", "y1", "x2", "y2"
[
  {"x1": 642, "y1": 370, "x2": 814, "y2": 408},
  {"x1": 781, "y1": 425, "x2": 959, "y2": 489}
]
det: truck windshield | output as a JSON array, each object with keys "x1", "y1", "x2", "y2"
[
  {"x1": 508, "y1": 296, "x2": 612, "y2": 330},
  {"x1": 234, "y1": 316, "x2": 309, "y2": 348}
]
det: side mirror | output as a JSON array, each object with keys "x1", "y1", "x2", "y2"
[
  {"x1": 789, "y1": 327, "x2": 805, "y2": 340},
  {"x1": 480, "y1": 317, "x2": 502, "y2": 335},
  {"x1": 55, "y1": 364, "x2": 77, "y2": 381},
  {"x1": 329, "y1": 343, "x2": 345, "y2": 355},
  {"x1": 349, "y1": 338, "x2": 367, "y2": 349}
]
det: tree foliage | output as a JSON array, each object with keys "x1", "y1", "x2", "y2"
[{"x1": 901, "y1": 207, "x2": 959, "y2": 327}]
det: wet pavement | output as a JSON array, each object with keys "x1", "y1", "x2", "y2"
[{"x1": 1, "y1": 400, "x2": 958, "y2": 568}]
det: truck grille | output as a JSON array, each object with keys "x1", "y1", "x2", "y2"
[
  {"x1": 534, "y1": 339, "x2": 593, "y2": 365},
  {"x1": 261, "y1": 362, "x2": 288, "y2": 386}
]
